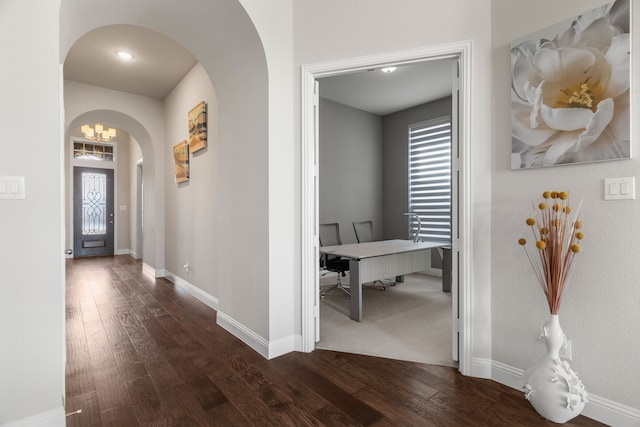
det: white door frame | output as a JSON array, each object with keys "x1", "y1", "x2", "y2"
[{"x1": 300, "y1": 41, "x2": 474, "y2": 375}]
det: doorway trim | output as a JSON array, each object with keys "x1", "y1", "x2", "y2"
[{"x1": 300, "y1": 41, "x2": 474, "y2": 375}]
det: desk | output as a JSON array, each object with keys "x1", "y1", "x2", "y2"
[{"x1": 320, "y1": 239, "x2": 445, "y2": 322}]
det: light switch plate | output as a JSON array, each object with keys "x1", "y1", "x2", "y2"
[
  {"x1": 604, "y1": 177, "x2": 635, "y2": 200},
  {"x1": 0, "y1": 176, "x2": 25, "y2": 199}
]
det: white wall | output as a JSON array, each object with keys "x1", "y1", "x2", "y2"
[
  {"x1": 0, "y1": 0, "x2": 65, "y2": 425},
  {"x1": 318, "y1": 98, "x2": 384, "y2": 244},
  {"x1": 239, "y1": 0, "x2": 296, "y2": 353},
  {"x1": 163, "y1": 64, "x2": 219, "y2": 299},
  {"x1": 129, "y1": 136, "x2": 143, "y2": 258},
  {"x1": 115, "y1": 131, "x2": 131, "y2": 253},
  {"x1": 491, "y1": 0, "x2": 640, "y2": 410}
]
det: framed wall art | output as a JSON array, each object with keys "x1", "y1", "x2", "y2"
[
  {"x1": 173, "y1": 140, "x2": 189, "y2": 183},
  {"x1": 188, "y1": 101, "x2": 207, "y2": 153},
  {"x1": 511, "y1": 0, "x2": 630, "y2": 169}
]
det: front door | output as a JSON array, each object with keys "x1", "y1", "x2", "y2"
[{"x1": 73, "y1": 167, "x2": 114, "y2": 257}]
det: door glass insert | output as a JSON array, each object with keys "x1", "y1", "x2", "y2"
[{"x1": 81, "y1": 172, "x2": 108, "y2": 235}]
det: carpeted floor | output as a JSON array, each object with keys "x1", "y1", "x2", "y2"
[{"x1": 316, "y1": 272, "x2": 458, "y2": 367}]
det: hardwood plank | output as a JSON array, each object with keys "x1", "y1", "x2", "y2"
[
  {"x1": 144, "y1": 358, "x2": 184, "y2": 392},
  {"x1": 99, "y1": 404, "x2": 139, "y2": 427},
  {"x1": 124, "y1": 375, "x2": 164, "y2": 425},
  {"x1": 65, "y1": 337, "x2": 97, "y2": 399},
  {"x1": 204, "y1": 401, "x2": 252, "y2": 426},
  {"x1": 257, "y1": 383, "x2": 328, "y2": 427},
  {"x1": 354, "y1": 383, "x2": 439, "y2": 427},
  {"x1": 113, "y1": 348, "x2": 148, "y2": 384},
  {"x1": 65, "y1": 392, "x2": 101, "y2": 427},
  {"x1": 313, "y1": 404, "x2": 363, "y2": 427},
  {"x1": 285, "y1": 363, "x2": 383, "y2": 426},
  {"x1": 93, "y1": 363, "x2": 129, "y2": 413},
  {"x1": 158, "y1": 385, "x2": 220, "y2": 427}
]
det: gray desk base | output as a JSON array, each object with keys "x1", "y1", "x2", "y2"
[{"x1": 349, "y1": 250, "x2": 431, "y2": 322}]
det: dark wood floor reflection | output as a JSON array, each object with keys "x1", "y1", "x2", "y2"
[{"x1": 65, "y1": 255, "x2": 604, "y2": 426}]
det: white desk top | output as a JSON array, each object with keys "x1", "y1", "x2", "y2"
[{"x1": 319, "y1": 239, "x2": 443, "y2": 260}]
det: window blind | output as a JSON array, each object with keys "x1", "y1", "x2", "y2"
[{"x1": 408, "y1": 117, "x2": 452, "y2": 244}]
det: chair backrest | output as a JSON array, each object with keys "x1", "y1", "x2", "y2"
[
  {"x1": 353, "y1": 220, "x2": 374, "y2": 243},
  {"x1": 319, "y1": 223, "x2": 342, "y2": 247}
]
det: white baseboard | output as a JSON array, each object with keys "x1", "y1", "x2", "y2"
[
  {"x1": 1, "y1": 406, "x2": 65, "y2": 427},
  {"x1": 216, "y1": 312, "x2": 299, "y2": 360},
  {"x1": 115, "y1": 248, "x2": 129, "y2": 255},
  {"x1": 217, "y1": 311, "x2": 269, "y2": 358},
  {"x1": 163, "y1": 270, "x2": 219, "y2": 311},
  {"x1": 490, "y1": 360, "x2": 640, "y2": 427},
  {"x1": 128, "y1": 249, "x2": 141, "y2": 258},
  {"x1": 142, "y1": 262, "x2": 156, "y2": 277},
  {"x1": 152, "y1": 270, "x2": 296, "y2": 360},
  {"x1": 471, "y1": 356, "x2": 493, "y2": 379},
  {"x1": 268, "y1": 334, "x2": 298, "y2": 359}
]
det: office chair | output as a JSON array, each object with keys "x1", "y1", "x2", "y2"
[
  {"x1": 352, "y1": 220, "x2": 374, "y2": 244},
  {"x1": 352, "y1": 220, "x2": 395, "y2": 290},
  {"x1": 319, "y1": 223, "x2": 350, "y2": 298}
]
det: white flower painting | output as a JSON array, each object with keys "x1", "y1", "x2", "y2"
[{"x1": 511, "y1": 0, "x2": 630, "y2": 169}]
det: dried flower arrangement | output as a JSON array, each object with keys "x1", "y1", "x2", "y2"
[{"x1": 518, "y1": 191, "x2": 584, "y2": 314}]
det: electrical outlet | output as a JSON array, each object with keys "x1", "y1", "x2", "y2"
[{"x1": 560, "y1": 339, "x2": 572, "y2": 360}]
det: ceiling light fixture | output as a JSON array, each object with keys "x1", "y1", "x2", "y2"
[
  {"x1": 381, "y1": 67, "x2": 397, "y2": 73},
  {"x1": 115, "y1": 50, "x2": 134, "y2": 60},
  {"x1": 81, "y1": 124, "x2": 116, "y2": 142}
]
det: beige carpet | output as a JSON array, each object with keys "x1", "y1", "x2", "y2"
[{"x1": 317, "y1": 272, "x2": 458, "y2": 367}]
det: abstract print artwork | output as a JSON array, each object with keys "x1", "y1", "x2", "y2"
[
  {"x1": 188, "y1": 101, "x2": 207, "y2": 153},
  {"x1": 173, "y1": 140, "x2": 189, "y2": 183},
  {"x1": 511, "y1": 0, "x2": 630, "y2": 169}
]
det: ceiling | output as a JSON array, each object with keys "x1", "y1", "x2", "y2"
[
  {"x1": 319, "y1": 59, "x2": 456, "y2": 116},
  {"x1": 64, "y1": 25, "x2": 197, "y2": 100},
  {"x1": 64, "y1": 25, "x2": 454, "y2": 114}
]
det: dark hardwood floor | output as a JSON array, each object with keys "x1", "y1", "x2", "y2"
[{"x1": 65, "y1": 255, "x2": 604, "y2": 426}]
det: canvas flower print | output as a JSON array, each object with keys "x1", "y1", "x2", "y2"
[{"x1": 511, "y1": 0, "x2": 630, "y2": 169}]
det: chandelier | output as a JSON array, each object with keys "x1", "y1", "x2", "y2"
[{"x1": 81, "y1": 123, "x2": 116, "y2": 142}]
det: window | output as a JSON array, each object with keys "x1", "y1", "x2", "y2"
[
  {"x1": 408, "y1": 117, "x2": 451, "y2": 244},
  {"x1": 73, "y1": 141, "x2": 114, "y2": 161}
]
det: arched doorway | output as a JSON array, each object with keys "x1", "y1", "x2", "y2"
[
  {"x1": 59, "y1": 0, "x2": 295, "y2": 360},
  {"x1": 65, "y1": 110, "x2": 153, "y2": 263}
]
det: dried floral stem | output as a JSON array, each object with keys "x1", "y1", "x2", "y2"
[{"x1": 518, "y1": 191, "x2": 584, "y2": 314}]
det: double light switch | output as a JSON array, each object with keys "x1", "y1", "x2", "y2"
[
  {"x1": 604, "y1": 177, "x2": 635, "y2": 200},
  {"x1": 0, "y1": 176, "x2": 25, "y2": 199}
]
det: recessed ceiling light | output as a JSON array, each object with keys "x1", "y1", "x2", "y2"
[
  {"x1": 381, "y1": 67, "x2": 397, "y2": 73},
  {"x1": 115, "y1": 50, "x2": 134, "y2": 60}
]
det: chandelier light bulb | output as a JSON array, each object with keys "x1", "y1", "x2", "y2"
[{"x1": 81, "y1": 123, "x2": 116, "y2": 142}]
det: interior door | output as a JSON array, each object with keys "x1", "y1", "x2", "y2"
[
  {"x1": 450, "y1": 59, "x2": 461, "y2": 361},
  {"x1": 73, "y1": 167, "x2": 115, "y2": 257},
  {"x1": 313, "y1": 79, "x2": 321, "y2": 342}
]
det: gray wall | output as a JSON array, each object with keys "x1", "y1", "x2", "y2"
[
  {"x1": 319, "y1": 96, "x2": 452, "y2": 245},
  {"x1": 318, "y1": 98, "x2": 383, "y2": 244},
  {"x1": 382, "y1": 97, "x2": 453, "y2": 239}
]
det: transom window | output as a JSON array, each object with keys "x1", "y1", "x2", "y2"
[{"x1": 73, "y1": 141, "x2": 114, "y2": 161}]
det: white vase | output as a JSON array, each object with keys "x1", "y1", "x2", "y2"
[{"x1": 522, "y1": 315, "x2": 588, "y2": 423}]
